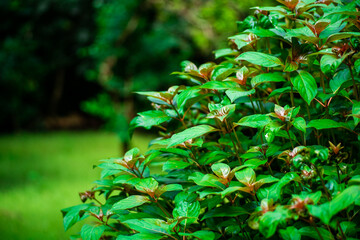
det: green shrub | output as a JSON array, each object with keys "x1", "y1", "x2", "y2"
[{"x1": 62, "y1": 0, "x2": 360, "y2": 239}]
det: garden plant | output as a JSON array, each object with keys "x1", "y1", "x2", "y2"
[{"x1": 62, "y1": 0, "x2": 360, "y2": 239}]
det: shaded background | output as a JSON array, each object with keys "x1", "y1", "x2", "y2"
[{"x1": 0, "y1": 0, "x2": 270, "y2": 239}]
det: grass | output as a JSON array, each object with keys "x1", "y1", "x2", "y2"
[{"x1": 0, "y1": 131, "x2": 153, "y2": 240}]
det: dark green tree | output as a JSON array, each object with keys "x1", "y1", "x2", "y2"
[{"x1": 0, "y1": 0, "x2": 96, "y2": 131}]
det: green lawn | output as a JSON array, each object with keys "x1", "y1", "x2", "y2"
[{"x1": 0, "y1": 131, "x2": 153, "y2": 240}]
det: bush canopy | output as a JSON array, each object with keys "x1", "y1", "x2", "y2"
[{"x1": 63, "y1": 0, "x2": 360, "y2": 239}]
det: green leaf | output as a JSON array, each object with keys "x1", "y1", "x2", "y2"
[
  {"x1": 97, "y1": 161, "x2": 128, "y2": 179},
  {"x1": 319, "y1": 20, "x2": 346, "y2": 39},
  {"x1": 113, "y1": 174, "x2": 140, "y2": 186},
  {"x1": 173, "y1": 200, "x2": 201, "y2": 225},
  {"x1": 236, "y1": 52, "x2": 283, "y2": 67},
  {"x1": 123, "y1": 218, "x2": 170, "y2": 235},
  {"x1": 134, "y1": 111, "x2": 171, "y2": 130},
  {"x1": 266, "y1": 144, "x2": 281, "y2": 157},
  {"x1": 61, "y1": 204, "x2": 91, "y2": 231},
  {"x1": 286, "y1": 26, "x2": 316, "y2": 39},
  {"x1": 176, "y1": 87, "x2": 201, "y2": 111},
  {"x1": 161, "y1": 184, "x2": 183, "y2": 192},
  {"x1": 235, "y1": 168, "x2": 256, "y2": 185},
  {"x1": 243, "y1": 159, "x2": 268, "y2": 168},
  {"x1": 339, "y1": 221, "x2": 356, "y2": 236},
  {"x1": 307, "y1": 186, "x2": 360, "y2": 224},
  {"x1": 168, "y1": 125, "x2": 216, "y2": 148},
  {"x1": 326, "y1": 32, "x2": 360, "y2": 44},
  {"x1": 293, "y1": 117, "x2": 306, "y2": 133},
  {"x1": 330, "y1": 68, "x2": 351, "y2": 94},
  {"x1": 236, "y1": 114, "x2": 272, "y2": 128},
  {"x1": 279, "y1": 226, "x2": 301, "y2": 240},
  {"x1": 112, "y1": 195, "x2": 150, "y2": 211},
  {"x1": 349, "y1": 175, "x2": 360, "y2": 186},
  {"x1": 251, "y1": 73, "x2": 286, "y2": 88},
  {"x1": 320, "y1": 54, "x2": 343, "y2": 76},
  {"x1": 229, "y1": 34, "x2": 255, "y2": 50},
  {"x1": 201, "y1": 81, "x2": 236, "y2": 90},
  {"x1": 293, "y1": 191, "x2": 322, "y2": 205},
  {"x1": 291, "y1": 70, "x2": 317, "y2": 105},
  {"x1": 299, "y1": 226, "x2": 334, "y2": 240},
  {"x1": 207, "y1": 104, "x2": 235, "y2": 122},
  {"x1": 246, "y1": 28, "x2": 281, "y2": 38},
  {"x1": 251, "y1": 6, "x2": 288, "y2": 15},
  {"x1": 116, "y1": 233, "x2": 164, "y2": 240},
  {"x1": 198, "y1": 151, "x2": 231, "y2": 165},
  {"x1": 256, "y1": 176, "x2": 279, "y2": 185},
  {"x1": 214, "y1": 48, "x2": 238, "y2": 59},
  {"x1": 307, "y1": 119, "x2": 343, "y2": 130},
  {"x1": 201, "y1": 206, "x2": 248, "y2": 220},
  {"x1": 80, "y1": 224, "x2": 106, "y2": 240},
  {"x1": 179, "y1": 230, "x2": 215, "y2": 240},
  {"x1": 136, "y1": 91, "x2": 172, "y2": 105},
  {"x1": 352, "y1": 101, "x2": 360, "y2": 127},
  {"x1": 355, "y1": 59, "x2": 360, "y2": 75},
  {"x1": 125, "y1": 148, "x2": 141, "y2": 160},
  {"x1": 159, "y1": 148, "x2": 190, "y2": 157},
  {"x1": 199, "y1": 174, "x2": 225, "y2": 189},
  {"x1": 267, "y1": 86, "x2": 292, "y2": 99},
  {"x1": 257, "y1": 172, "x2": 301, "y2": 201},
  {"x1": 284, "y1": 60, "x2": 299, "y2": 72},
  {"x1": 211, "y1": 163, "x2": 231, "y2": 178},
  {"x1": 259, "y1": 207, "x2": 290, "y2": 238},
  {"x1": 181, "y1": 60, "x2": 197, "y2": 72},
  {"x1": 211, "y1": 63, "x2": 235, "y2": 81},
  {"x1": 220, "y1": 186, "x2": 242, "y2": 198},
  {"x1": 264, "y1": 119, "x2": 281, "y2": 143},
  {"x1": 175, "y1": 192, "x2": 198, "y2": 204},
  {"x1": 163, "y1": 160, "x2": 191, "y2": 171},
  {"x1": 225, "y1": 88, "x2": 255, "y2": 103},
  {"x1": 135, "y1": 178, "x2": 159, "y2": 193}
]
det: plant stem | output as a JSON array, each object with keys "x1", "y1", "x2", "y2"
[
  {"x1": 315, "y1": 130, "x2": 321, "y2": 145},
  {"x1": 256, "y1": 92, "x2": 265, "y2": 113},
  {"x1": 286, "y1": 127, "x2": 295, "y2": 149},
  {"x1": 236, "y1": 217, "x2": 250, "y2": 240},
  {"x1": 301, "y1": 131, "x2": 306, "y2": 146},
  {"x1": 267, "y1": 38, "x2": 271, "y2": 54},
  {"x1": 172, "y1": 104, "x2": 187, "y2": 129},
  {"x1": 320, "y1": 73, "x2": 326, "y2": 94},
  {"x1": 290, "y1": 84, "x2": 295, "y2": 107},
  {"x1": 335, "y1": 161, "x2": 342, "y2": 184},
  {"x1": 156, "y1": 201, "x2": 171, "y2": 218},
  {"x1": 93, "y1": 197, "x2": 103, "y2": 206},
  {"x1": 312, "y1": 164, "x2": 331, "y2": 201},
  {"x1": 268, "y1": 163, "x2": 274, "y2": 176},
  {"x1": 249, "y1": 96, "x2": 257, "y2": 113},
  {"x1": 306, "y1": 103, "x2": 311, "y2": 121},
  {"x1": 246, "y1": 86, "x2": 257, "y2": 113},
  {"x1": 287, "y1": 73, "x2": 295, "y2": 107},
  {"x1": 221, "y1": 120, "x2": 242, "y2": 164},
  {"x1": 228, "y1": 120, "x2": 245, "y2": 154},
  {"x1": 228, "y1": 131, "x2": 242, "y2": 165},
  {"x1": 106, "y1": 222, "x2": 120, "y2": 232},
  {"x1": 312, "y1": 223, "x2": 324, "y2": 240},
  {"x1": 348, "y1": 64, "x2": 359, "y2": 101},
  {"x1": 337, "y1": 220, "x2": 346, "y2": 240},
  {"x1": 233, "y1": 129, "x2": 245, "y2": 154}
]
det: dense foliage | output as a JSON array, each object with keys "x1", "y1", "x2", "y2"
[
  {"x1": 63, "y1": 0, "x2": 360, "y2": 239},
  {"x1": 82, "y1": 0, "x2": 271, "y2": 148}
]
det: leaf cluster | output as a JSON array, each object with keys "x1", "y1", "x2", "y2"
[{"x1": 63, "y1": 0, "x2": 360, "y2": 239}]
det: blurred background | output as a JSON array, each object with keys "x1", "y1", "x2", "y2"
[{"x1": 0, "y1": 0, "x2": 270, "y2": 239}]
